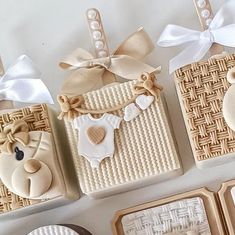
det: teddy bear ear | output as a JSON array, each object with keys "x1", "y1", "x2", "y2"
[{"x1": 227, "y1": 67, "x2": 235, "y2": 84}]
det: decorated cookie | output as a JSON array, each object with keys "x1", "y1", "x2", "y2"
[
  {"x1": 0, "y1": 120, "x2": 62, "y2": 200},
  {"x1": 27, "y1": 225, "x2": 92, "y2": 235}
]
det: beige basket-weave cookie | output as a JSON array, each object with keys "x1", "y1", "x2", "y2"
[
  {"x1": 65, "y1": 80, "x2": 182, "y2": 197},
  {"x1": 121, "y1": 197, "x2": 211, "y2": 235},
  {"x1": 174, "y1": 54, "x2": 235, "y2": 166},
  {"x1": 0, "y1": 104, "x2": 50, "y2": 214}
]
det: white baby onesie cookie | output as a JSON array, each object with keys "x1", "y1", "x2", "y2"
[{"x1": 74, "y1": 113, "x2": 122, "y2": 168}]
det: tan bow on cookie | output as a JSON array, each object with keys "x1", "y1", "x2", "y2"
[
  {"x1": 59, "y1": 28, "x2": 158, "y2": 96},
  {"x1": 133, "y1": 72, "x2": 163, "y2": 97},
  {"x1": 57, "y1": 95, "x2": 84, "y2": 120},
  {"x1": 0, "y1": 120, "x2": 29, "y2": 153}
]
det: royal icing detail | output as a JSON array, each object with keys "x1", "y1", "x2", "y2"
[
  {"x1": 28, "y1": 225, "x2": 79, "y2": 235},
  {"x1": 74, "y1": 113, "x2": 121, "y2": 168},
  {"x1": 0, "y1": 120, "x2": 61, "y2": 200},
  {"x1": 223, "y1": 67, "x2": 235, "y2": 131},
  {"x1": 124, "y1": 103, "x2": 140, "y2": 122},
  {"x1": 136, "y1": 94, "x2": 154, "y2": 110}
]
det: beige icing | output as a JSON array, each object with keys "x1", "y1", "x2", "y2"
[{"x1": 0, "y1": 131, "x2": 62, "y2": 200}]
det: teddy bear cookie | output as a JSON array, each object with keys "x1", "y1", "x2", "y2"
[
  {"x1": 0, "y1": 119, "x2": 62, "y2": 200},
  {"x1": 0, "y1": 103, "x2": 81, "y2": 217},
  {"x1": 27, "y1": 225, "x2": 92, "y2": 235}
]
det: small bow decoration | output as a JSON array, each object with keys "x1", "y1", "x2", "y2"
[
  {"x1": 157, "y1": 0, "x2": 235, "y2": 73},
  {"x1": 0, "y1": 55, "x2": 54, "y2": 104},
  {"x1": 0, "y1": 120, "x2": 29, "y2": 153},
  {"x1": 133, "y1": 72, "x2": 163, "y2": 97},
  {"x1": 59, "y1": 27, "x2": 158, "y2": 96},
  {"x1": 57, "y1": 95, "x2": 84, "y2": 120}
]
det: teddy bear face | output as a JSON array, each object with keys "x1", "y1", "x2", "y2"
[{"x1": 0, "y1": 130, "x2": 62, "y2": 200}]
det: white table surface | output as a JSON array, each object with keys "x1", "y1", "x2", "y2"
[{"x1": 0, "y1": 0, "x2": 233, "y2": 234}]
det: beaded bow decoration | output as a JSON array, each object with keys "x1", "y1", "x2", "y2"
[{"x1": 59, "y1": 9, "x2": 158, "y2": 96}]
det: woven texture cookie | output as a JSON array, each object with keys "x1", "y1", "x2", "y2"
[
  {"x1": 174, "y1": 54, "x2": 235, "y2": 168},
  {"x1": 121, "y1": 197, "x2": 211, "y2": 235},
  {"x1": 64, "y1": 80, "x2": 182, "y2": 197}
]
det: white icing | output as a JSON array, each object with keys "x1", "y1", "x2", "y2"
[
  {"x1": 223, "y1": 67, "x2": 235, "y2": 131},
  {"x1": 124, "y1": 103, "x2": 140, "y2": 121},
  {"x1": 136, "y1": 95, "x2": 154, "y2": 110},
  {"x1": 74, "y1": 113, "x2": 121, "y2": 168},
  {"x1": 0, "y1": 131, "x2": 62, "y2": 200},
  {"x1": 28, "y1": 225, "x2": 79, "y2": 235}
]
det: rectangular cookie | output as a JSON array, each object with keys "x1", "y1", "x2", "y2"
[{"x1": 0, "y1": 104, "x2": 79, "y2": 218}]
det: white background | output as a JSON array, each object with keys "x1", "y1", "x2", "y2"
[{"x1": 0, "y1": 0, "x2": 234, "y2": 234}]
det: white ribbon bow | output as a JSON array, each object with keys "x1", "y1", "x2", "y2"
[
  {"x1": 0, "y1": 55, "x2": 54, "y2": 104},
  {"x1": 157, "y1": 0, "x2": 235, "y2": 73}
]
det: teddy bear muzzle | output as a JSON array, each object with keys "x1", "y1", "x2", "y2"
[{"x1": 11, "y1": 159, "x2": 53, "y2": 199}]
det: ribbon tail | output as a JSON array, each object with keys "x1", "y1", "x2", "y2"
[
  {"x1": 213, "y1": 25, "x2": 235, "y2": 47},
  {"x1": 210, "y1": 0, "x2": 235, "y2": 29},
  {"x1": 169, "y1": 40, "x2": 212, "y2": 73},
  {"x1": 1, "y1": 55, "x2": 41, "y2": 82},
  {"x1": 114, "y1": 27, "x2": 155, "y2": 59},
  {"x1": 61, "y1": 67, "x2": 105, "y2": 96},
  {"x1": 0, "y1": 79, "x2": 54, "y2": 104},
  {"x1": 108, "y1": 55, "x2": 158, "y2": 80}
]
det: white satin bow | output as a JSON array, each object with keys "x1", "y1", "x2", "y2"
[
  {"x1": 157, "y1": 0, "x2": 235, "y2": 73},
  {"x1": 0, "y1": 55, "x2": 54, "y2": 104}
]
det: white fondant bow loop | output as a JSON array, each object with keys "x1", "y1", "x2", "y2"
[
  {"x1": 0, "y1": 55, "x2": 54, "y2": 104},
  {"x1": 157, "y1": 0, "x2": 235, "y2": 73}
]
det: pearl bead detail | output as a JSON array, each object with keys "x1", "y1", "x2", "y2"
[
  {"x1": 197, "y1": 0, "x2": 206, "y2": 8},
  {"x1": 98, "y1": 50, "x2": 107, "y2": 57},
  {"x1": 93, "y1": 30, "x2": 102, "y2": 40},
  {"x1": 90, "y1": 20, "x2": 100, "y2": 30},
  {"x1": 95, "y1": 40, "x2": 104, "y2": 49},
  {"x1": 201, "y1": 9, "x2": 211, "y2": 19},
  {"x1": 87, "y1": 9, "x2": 97, "y2": 19}
]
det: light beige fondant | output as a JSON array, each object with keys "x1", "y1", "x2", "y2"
[
  {"x1": 64, "y1": 80, "x2": 182, "y2": 198},
  {"x1": 0, "y1": 131, "x2": 62, "y2": 200}
]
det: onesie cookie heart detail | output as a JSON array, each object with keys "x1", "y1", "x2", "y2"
[
  {"x1": 124, "y1": 103, "x2": 140, "y2": 121},
  {"x1": 136, "y1": 95, "x2": 154, "y2": 110},
  {"x1": 87, "y1": 126, "x2": 106, "y2": 144}
]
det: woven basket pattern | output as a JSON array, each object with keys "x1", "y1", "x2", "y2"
[
  {"x1": 0, "y1": 104, "x2": 50, "y2": 214},
  {"x1": 174, "y1": 54, "x2": 235, "y2": 161},
  {"x1": 121, "y1": 197, "x2": 211, "y2": 235},
  {"x1": 65, "y1": 81, "x2": 181, "y2": 195}
]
